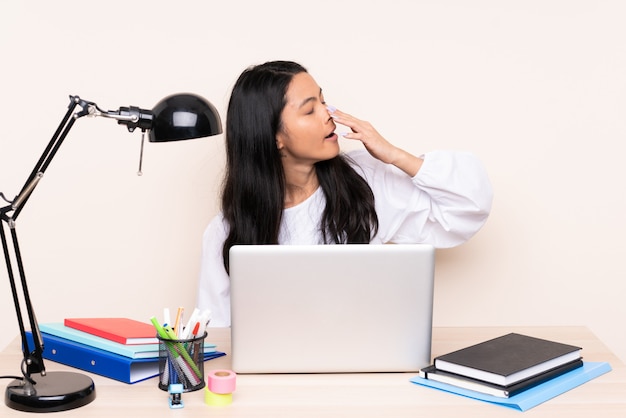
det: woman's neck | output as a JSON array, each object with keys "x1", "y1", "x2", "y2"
[{"x1": 283, "y1": 165, "x2": 319, "y2": 208}]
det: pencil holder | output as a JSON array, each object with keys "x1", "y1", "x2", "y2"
[{"x1": 157, "y1": 332, "x2": 207, "y2": 392}]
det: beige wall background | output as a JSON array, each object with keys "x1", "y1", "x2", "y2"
[{"x1": 1, "y1": 1, "x2": 625, "y2": 363}]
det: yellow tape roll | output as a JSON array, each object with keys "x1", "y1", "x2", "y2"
[{"x1": 204, "y1": 387, "x2": 233, "y2": 406}]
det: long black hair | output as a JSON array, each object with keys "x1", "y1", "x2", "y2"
[{"x1": 221, "y1": 61, "x2": 378, "y2": 272}]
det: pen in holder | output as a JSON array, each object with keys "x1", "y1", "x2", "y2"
[{"x1": 157, "y1": 332, "x2": 207, "y2": 392}]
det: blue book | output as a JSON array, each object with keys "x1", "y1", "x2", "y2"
[
  {"x1": 38, "y1": 322, "x2": 216, "y2": 359},
  {"x1": 25, "y1": 331, "x2": 225, "y2": 384},
  {"x1": 410, "y1": 361, "x2": 611, "y2": 411}
]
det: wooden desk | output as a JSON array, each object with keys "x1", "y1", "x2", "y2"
[{"x1": 2, "y1": 326, "x2": 625, "y2": 417}]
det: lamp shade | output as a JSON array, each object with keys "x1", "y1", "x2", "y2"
[{"x1": 149, "y1": 93, "x2": 222, "y2": 142}]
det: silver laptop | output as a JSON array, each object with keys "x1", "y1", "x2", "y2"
[{"x1": 229, "y1": 244, "x2": 435, "y2": 373}]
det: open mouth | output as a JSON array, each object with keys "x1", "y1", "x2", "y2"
[{"x1": 325, "y1": 132, "x2": 335, "y2": 139}]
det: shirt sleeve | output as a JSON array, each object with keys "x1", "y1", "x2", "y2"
[
  {"x1": 349, "y1": 149, "x2": 493, "y2": 248},
  {"x1": 196, "y1": 214, "x2": 232, "y2": 327}
]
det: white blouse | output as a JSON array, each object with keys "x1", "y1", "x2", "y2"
[{"x1": 197, "y1": 150, "x2": 493, "y2": 326}]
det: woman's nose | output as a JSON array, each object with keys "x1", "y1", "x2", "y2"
[{"x1": 325, "y1": 104, "x2": 336, "y2": 122}]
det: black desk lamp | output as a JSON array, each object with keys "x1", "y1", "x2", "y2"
[{"x1": 1, "y1": 93, "x2": 222, "y2": 412}]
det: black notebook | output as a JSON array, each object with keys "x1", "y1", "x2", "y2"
[
  {"x1": 433, "y1": 333, "x2": 582, "y2": 386},
  {"x1": 419, "y1": 358, "x2": 583, "y2": 398}
]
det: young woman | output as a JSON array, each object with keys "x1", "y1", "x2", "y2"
[{"x1": 197, "y1": 61, "x2": 493, "y2": 326}]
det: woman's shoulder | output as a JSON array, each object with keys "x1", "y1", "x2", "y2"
[{"x1": 203, "y1": 212, "x2": 228, "y2": 241}]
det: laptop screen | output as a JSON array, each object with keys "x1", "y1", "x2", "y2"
[{"x1": 229, "y1": 244, "x2": 435, "y2": 373}]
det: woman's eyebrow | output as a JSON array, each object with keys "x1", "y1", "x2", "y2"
[{"x1": 297, "y1": 88, "x2": 323, "y2": 109}]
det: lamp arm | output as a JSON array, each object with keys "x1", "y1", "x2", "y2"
[
  {"x1": 0, "y1": 94, "x2": 151, "y2": 380},
  {"x1": 7, "y1": 97, "x2": 80, "y2": 220},
  {"x1": 0, "y1": 223, "x2": 45, "y2": 379},
  {"x1": 0, "y1": 95, "x2": 90, "y2": 378}
]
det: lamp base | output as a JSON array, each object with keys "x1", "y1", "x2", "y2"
[{"x1": 5, "y1": 371, "x2": 96, "y2": 412}]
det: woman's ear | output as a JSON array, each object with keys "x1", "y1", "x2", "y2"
[{"x1": 275, "y1": 132, "x2": 285, "y2": 150}]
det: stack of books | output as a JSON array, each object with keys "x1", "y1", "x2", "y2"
[
  {"x1": 418, "y1": 333, "x2": 583, "y2": 398},
  {"x1": 413, "y1": 332, "x2": 612, "y2": 411},
  {"x1": 26, "y1": 318, "x2": 224, "y2": 384}
]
